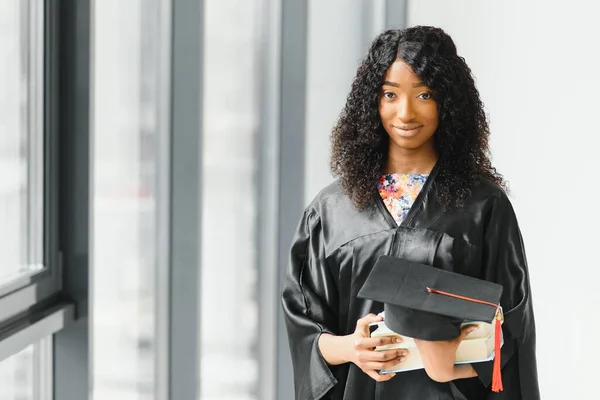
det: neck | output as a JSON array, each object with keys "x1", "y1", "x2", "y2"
[{"x1": 384, "y1": 140, "x2": 438, "y2": 174}]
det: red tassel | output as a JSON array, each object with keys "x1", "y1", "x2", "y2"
[
  {"x1": 491, "y1": 312, "x2": 503, "y2": 392},
  {"x1": 426, "y1": 287, "x2": 504, "y2": 392}
]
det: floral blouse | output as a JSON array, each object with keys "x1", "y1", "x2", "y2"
[{"x1": 377, "y1": 173, "x2": 429, "y2": 225}]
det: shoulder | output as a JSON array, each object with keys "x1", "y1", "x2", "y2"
[
  {"x1": 304, "y1": 180, "x2": 353, "y2": 217},
  {"x1": 469, "y1": 176, "x2": 511, "y2": 205},
  {"x1": 465, "y1": 176, "x2": 518, "y2": 222},
  {"x1": 302, "y1": 180, "x2": 391, "y2": 253}
]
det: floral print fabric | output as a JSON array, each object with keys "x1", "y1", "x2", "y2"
[{"x1": 377, "y1": 173, "x2": 428, "y2": 225}]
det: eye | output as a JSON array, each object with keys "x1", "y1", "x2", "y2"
[
  {"x1": 383, "y1": 91, "x2": 396, "y2": 99},
  {"x1": 418, "y1": 92, "x2": 433, "y2": 100}
]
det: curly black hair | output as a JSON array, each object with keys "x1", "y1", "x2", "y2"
[{"x1": 330, "y1": 26, "x2": 506, "y2": 211}]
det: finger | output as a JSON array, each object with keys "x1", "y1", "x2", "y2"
[
  {"x1": 381, "y1": 355, "x2": 406, "y2": 370},
  {"x1": 459, "y1": 324, "x2": 479, "y2": 341},
  {"x1": 365, "y1": 369, "x2": 396, "y2": 382},
  {"x1": 355, "y1": 336, "x2": 402, "y2": 349},
  {"x1": 355, "y1": 313, "x2": 383, "y2": 333},
  {"x1": 362, "y1": 349, "x2": 408, "y2": 362},
  {"x1": 357, "y1": 348, "x2": 407, "y2": 364},
  {"x1": 364, "y1": 355, "x2": 406, "y2": 371},
  {"x1": 374, "y1": 349, "x2": 408, "y2": 362}
]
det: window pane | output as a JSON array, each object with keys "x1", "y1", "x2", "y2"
[
  {"x1": 0, "y1": 345, "x2": 35, "y2": 400},
  {"x1": 0, "y1": 0, "x2": 44, "y2": 289},
  {"x1": 200, "y1": 1, "x2": 263, "y2": 399},
  {"x1": 92, "y1": 1, "x2": 161, "y2": 399}
]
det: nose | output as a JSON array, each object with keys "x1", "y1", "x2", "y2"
[{"x1": 396, "y1": 97, "x2": 416, "y2": 122}]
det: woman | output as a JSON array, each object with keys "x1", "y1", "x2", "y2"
[{"x1": 281, "y1": 26, "x2": 539, "y2": 400}]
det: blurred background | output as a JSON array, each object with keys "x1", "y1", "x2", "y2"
[{"x1": 0, "y1": 0, "x2": 598, "y2": 399}]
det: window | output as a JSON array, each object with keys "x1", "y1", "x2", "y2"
[
  {"x1": 200, "y1": 1, "x2": 264, "y2": 398},
  {"x1": 0, "y1": 345, "x2": 35, "y2": 400},
  {"x1": 0, "y1": 0, "x2": 60, "y2": 327},
  {"x1": 0, "y1": 2, "x2": 63, "y2": 398},
  {"x1": 92, "y1": 1, "x2": 164, "y2": 398},
  {"x1": 0, "y1": 338, "x2": 52, "y2": 400},
  {"x1": 0, "y1": 0, "x2": 44, "y2": 290}
]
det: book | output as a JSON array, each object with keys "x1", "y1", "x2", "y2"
[{"x1": 370, "y1": 318, "x2": 503, "y2": 374}]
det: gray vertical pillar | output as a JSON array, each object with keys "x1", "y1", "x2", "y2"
[
  {"x1": 167, "y1": 0, "x2": 203, "y2": 399},
  {"x1": 361, "y1": 0, "x2": 387, "y2": 51},
  {"x1": 361, "y1": 0, "x2": 409, "y2": 52},
  {"x1": 53, "y1": 1, "x2": 92, "y2": 399},
  {"x1": 275, "y1": 1, "x2": 309, "y2": 399},
  {"x1": 386, "y1": 0, "x2": 409, "y2": 29},
  {"x1": 154, "y1": 0, "x2": 172, "y2": 398},
  {"x1": 257, "y1": 0, "x2": 282, "y2": 399}
]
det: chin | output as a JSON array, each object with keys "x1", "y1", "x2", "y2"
[{"x1": 391, "y1": 137, "x2": 430, "y2": 151}]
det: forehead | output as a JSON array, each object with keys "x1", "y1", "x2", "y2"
[{"x1": 383, "y1": 60, "x2": 421, "y2": 84}]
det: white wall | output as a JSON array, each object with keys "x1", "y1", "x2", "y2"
[{"x1": 408, "y1": 1, "x2": 600, "y2": 398}]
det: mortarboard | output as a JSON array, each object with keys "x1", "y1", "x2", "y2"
[{"x1": 357, "y1": 255, "x2": 505, "y2": 392}]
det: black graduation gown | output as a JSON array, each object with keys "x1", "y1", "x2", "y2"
[{"x1": 281, "y1": 164, "x2": 540, "y2": 400}]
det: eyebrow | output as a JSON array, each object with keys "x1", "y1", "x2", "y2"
[{"x1": 382, "y1": 81, "x2": 427, "y2": 88}]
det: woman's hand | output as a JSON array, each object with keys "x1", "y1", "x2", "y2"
[
  {"x1": 348, "y1": 313, "x2": 408, "y2": 382},
  {"x1": 415, "y1": 325, "x2": 479, "y2": 383},
  {"x1": 318, "y1": 313, "x2": 408, "y2": 382}
]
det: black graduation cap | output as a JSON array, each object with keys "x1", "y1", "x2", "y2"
[{"x1": 357, "y1": 255, "x2": 505, "y2": 392}]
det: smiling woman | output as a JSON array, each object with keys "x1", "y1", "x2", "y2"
[{"x1": 282, "y1": 26, "x2": 540, "y2": 400}]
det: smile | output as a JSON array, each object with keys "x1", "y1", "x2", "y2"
[{"x1": 392, "y1": 125, "x2": 423, "y2": 138}]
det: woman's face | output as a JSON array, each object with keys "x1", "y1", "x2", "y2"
[{"x1": 378, "y1": 60, "x2": 439, "y2": 151}]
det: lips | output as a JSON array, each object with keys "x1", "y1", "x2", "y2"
[
  {"x1": 393, "y1": 125, "x2": 423, "y2": 131},
  {"x1": 392, "y1": 125, "x2": 423, "y2": 138}
]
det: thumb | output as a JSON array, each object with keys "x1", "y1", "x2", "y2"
[
  {"x1": 355, "y1": 313, "x2": 383, "y2": 335},
  {"x1": 460, "y1": 324, "x2": 479, "y2": 340}
]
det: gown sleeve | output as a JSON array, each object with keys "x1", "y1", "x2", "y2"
[
  {"x1": 471, "y1": 192, "x2": 538, "y2": 394},
  {"x1": 281, "y1": 209, "x2": 340, "y2": 400}
]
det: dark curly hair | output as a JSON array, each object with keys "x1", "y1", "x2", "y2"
[{"x1": 330, "y1": 26, "x2": 506, "y2": 210}]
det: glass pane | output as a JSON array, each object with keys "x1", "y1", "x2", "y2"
[
  {"x1": 0, "y1": 345, "x2": 35, "y2": 400},
  {"x1": 200, "y1": 1, "x2": 263, "y2": 399},
  {"x1": 0, "y1": 0, "x2": 44, "y2": 288},
  {"x1": 92, "y1": 1, "x2": 161, "y2": 399}
]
